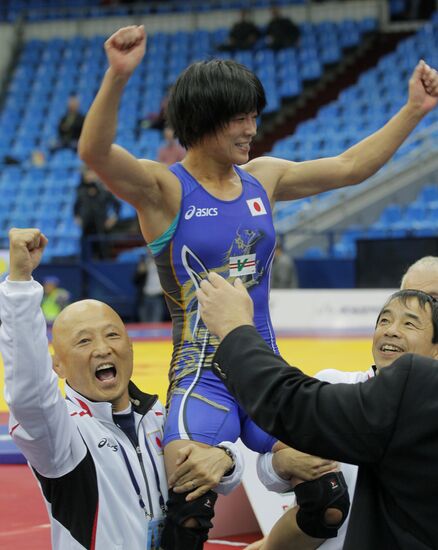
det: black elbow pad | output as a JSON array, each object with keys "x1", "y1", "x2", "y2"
[
  {"x1": 294, "y1": 471, "x2": 350, "y2": 539},
  {"x1": 161, "y1": 489, "x2": 217, "y2": 550}
]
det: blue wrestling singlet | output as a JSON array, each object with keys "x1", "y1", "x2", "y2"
[{"x1": 154, "y1": 163, "x2": 278, "y2": 453}]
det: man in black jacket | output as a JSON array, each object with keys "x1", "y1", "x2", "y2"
[
  {"x1": 197, "y1": 272, "x2": 438, "y2": 549},
  {"x1": 74, "y1": 168, "x2": 121, "y2": 259},
  {"x1": 218, "y1": 9, "x2": 261, "y2": 51},
  {"x1": 52, "y1": 95, "x2": 85, "y2": 152},
  {"x1": 265, "y1": 7, "x2": 300, "y2": 51}
]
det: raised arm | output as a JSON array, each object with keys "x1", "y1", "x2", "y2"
[
  {"x1": 78, "y1": 26, "x2": 179, "y2": 240},
  {"x1": 1, "y1": 229, "x2": 86, "y2": 476},
  {"x1": 247, "y1": 61, "x2": 438, "y2": 201}
]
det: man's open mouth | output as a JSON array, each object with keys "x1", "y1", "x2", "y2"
[{"x1": 95, "y1": 364, "x2": 117, "y2": 381}]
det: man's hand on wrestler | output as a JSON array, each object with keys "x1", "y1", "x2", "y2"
[
  {"x1": 272, "y1": 444, "x2": 338, "y2": 485},
  {"x1": 197, "y1": 272, "x2": 254, "y2": 340},
  {"x1": 168, "y1": 444, "x2": 234, "y2": 501}
]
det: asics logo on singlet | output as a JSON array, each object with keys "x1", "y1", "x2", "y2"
[{"x1": 184, "y1": 205, "x2": 218, "y2": 220}]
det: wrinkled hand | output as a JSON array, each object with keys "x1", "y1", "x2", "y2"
[
  {"x1": 408, "y1": 60, "x2": 438, "y2": 114},
  {"x1": 9, "y1": 228, "x2": 48, "y2": 281},
  {"x1": 104, "y1": 25, "x2": 146, "y2": 78},
  {"x1": 197, "y1": 272, "x2": 254, "y2": 340},
  {"x1": 272, "y1": 446, "x2": 337, "y2": 483},
  {"x1": 168, "y1": 444, "x2": 233, "y2": 502}
]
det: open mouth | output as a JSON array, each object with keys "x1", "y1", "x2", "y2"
[
  {"x1": 380, "y1": 344, "x2": 404, "y2": 353},
  {"x1": 95, "y1": 363, "x2": 117, "y2": 382}
]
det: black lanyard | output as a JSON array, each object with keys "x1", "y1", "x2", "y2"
[
  {"x1": 142, "y1": 430, "x2": 166, "y2": 514},
  {"x1": 118, "y1": 440, "x2": 151, "y2": 518},
  {"x1": 115, "y1": 413, "x2": 166, "y2": 516}
]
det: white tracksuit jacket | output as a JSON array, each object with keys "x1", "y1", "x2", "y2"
[{"x1": 0, "y1": 279, "x2": 243, "y2": 549}]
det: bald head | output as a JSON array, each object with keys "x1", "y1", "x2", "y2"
[
  {"x1": 52, "y1": 300, "x2": 126, "y2": 356},
  {"x1": 401, "y1": 256, "x2": 438, "y2": 299}
]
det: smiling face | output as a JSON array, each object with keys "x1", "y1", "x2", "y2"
[
  {"x1": 52, "y1": 300, "x2": 133, "y2": 411},
  {"x1": 202, "y1": 112, "x2": 258, "y2": 165},
  {"x1": 372, "y1": 296, "x2": 438, "y2": 371},
  {"x1": 167, "y1": 59, "x2": 265, "y2": 150}
]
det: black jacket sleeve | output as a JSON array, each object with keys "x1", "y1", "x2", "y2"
[{"x1": 213, "y1": 325, "x2": 413, "y2": 466}]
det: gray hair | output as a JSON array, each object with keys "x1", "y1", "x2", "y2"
[{"x1": 401, "y1": 256, "x2": 438, "y2": 288}]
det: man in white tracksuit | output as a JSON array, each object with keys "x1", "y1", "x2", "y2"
[{"x1": 0, "y1": 228, "x2": 243, "y2": 550}]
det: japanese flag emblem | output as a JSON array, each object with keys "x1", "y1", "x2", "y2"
[
  {"x1": 148, "y1": 429, "x2": 164, "y2": 455},
  {"x1": 247, "y1": 197, "x2": 267, "y2": 216}
]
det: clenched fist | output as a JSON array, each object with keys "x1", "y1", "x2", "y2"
[
  {"x1": 9, "y1": 228, "x2": 48, "y2": 281},
  {"x1": 104, "y1": 25, "x2": 147, "y2": 78},
  {"x1": 408, "y1": 59, "x2": 438, "y2": 115}
]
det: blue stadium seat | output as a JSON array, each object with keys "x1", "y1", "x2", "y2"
[
  {"x1": 299, "y1": 59, "x2": 321, "y2": 81},
  {"x1": 119, "y1": 202, "x2": 136, "y2": 220},
  {"x1": 404, "y1": 203, "x2": 427, "y2": 221},
  {"x1": 320, "y1": 43, "x2": 341, "y2": 65},
  {"x1": 279, "y1": 76, "x2": 302, "y2": 98},
  {"x1": 360, "y1": 17, "x2": 378, "y2": 33},
  {"x1": 302, "y1": 246, "x2": 326, "y2": 259},
  {"x1": 339, "y1": 20, "x2": 360, "y2": 48},
  {"x1": 364, "y1": 227, "x2": 388, "y2": 239},
  {"x1": 117, "y1": 247, "x2": 147, "y2": 263},
  {"x1": 48, "y1": 149, "x2": 81, "y2": 169},
  {"x1": 420, "y1": 184, "x2": 438, "y2": 202},
  {"x1": 332, "y1": 240, "x2": 355, "y2": 258},
  {"x1": 0, "y1": 195, "x2": 17, "y2": 212},
  {"x1": 376, "y1": 205, "x2": 403, "y2": 226},
  {"x1": 8, "y1": 213, "x2": 34, "y2": 228}
]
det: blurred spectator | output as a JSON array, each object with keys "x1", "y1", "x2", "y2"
[
  {"x1": 218, "y1": 9, "x2": 261, "y2": 51},
  {"x1": 265, "y1": 6, "x2": 300, "y2": 50},
  {"x1": 140, "y1": 92, "x2": 169, "y2": 131},
  {"x1": 158, "y1": 126, "x2": 186, "y2": 165},
  {"x1": 271, "y1": 241, "x2": 298, "y2": 289},
  {"x1": 15, "y1": 95, "x2": 83, "y2": 168},
  {"x1": 41, "y1": 276, "x2": 70, "y2": 323},
  {"x1": 51, "y1": 95, "x2": 84, "y2": 152},
  {"x1": 133, "y1": 254, "x2": 165, "y2": 323},
  {"x1": 74, "y1": 168, "x2": 121, "y2": 259}
]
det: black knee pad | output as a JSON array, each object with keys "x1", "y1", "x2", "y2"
[
  {"x1": 160, "y1": 489, "x2": 218, "y2": 550},
  {"x1": 294, "y1": 471, "x2": 350, "y2": 539}
]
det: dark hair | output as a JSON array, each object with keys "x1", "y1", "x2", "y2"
[
  {"x1": 376, "y1": 289, "x2": 438, "y2": 343},
  {"x1": 167, "y1": 59, "x2": 266, "y2": 148}
]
